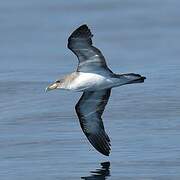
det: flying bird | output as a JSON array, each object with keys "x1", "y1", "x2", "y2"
[{"x1": 46, "y1": 24, "x2": 146, "y2": 156}]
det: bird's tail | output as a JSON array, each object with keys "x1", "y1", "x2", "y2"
[{"x1": 115, "y1": 73, "x2": 146, "y2": 85}]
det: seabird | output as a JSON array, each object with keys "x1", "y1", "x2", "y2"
[{"x1": 46, "y1": 24, "x2": 146, "y2": 156}]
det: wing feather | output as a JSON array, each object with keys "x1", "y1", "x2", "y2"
[
  {"x1": 68, "y1": 24, "x2": 113, "y2": 75},
  {"x1": 75, "y1": 89, "x2": 111, "y2": 156}
]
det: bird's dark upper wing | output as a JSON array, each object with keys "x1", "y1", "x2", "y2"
[
  {"x1": 75, "y1": 89, "x2": 111, "y2": 156},
  {"x1": 68, "y1": 24, "x2": 113, "y2": 75}
]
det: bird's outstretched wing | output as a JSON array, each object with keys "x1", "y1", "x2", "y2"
[
  {"x1": 68, "y1": 24, "x2": 113, "y2": 75},
  {"x1": 75, "y1": 89, "x2": 111, "y2": 156}
]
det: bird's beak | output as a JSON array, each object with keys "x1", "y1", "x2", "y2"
[{"x1": 45, "y1": 82, "x2": 58, "y2": 92}]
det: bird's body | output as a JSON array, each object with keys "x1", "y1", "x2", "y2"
[
  {"x1": 68, "y1": 72, "x2": 111, "y2": 91},
  {"x1": 58, "y1": 72, "x2": 144, "y2": 92},
  {"x1": 46, "y1": 24, "x2": 146, "y2": 156}
]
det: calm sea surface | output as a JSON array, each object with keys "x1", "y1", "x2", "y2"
[{"x1": 1, "y1": 0, "x2": 180, "y2": 179}]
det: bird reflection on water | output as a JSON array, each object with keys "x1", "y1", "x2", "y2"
[{"x1": 81, "y1": 162, "x2": 110, "y2": 180}]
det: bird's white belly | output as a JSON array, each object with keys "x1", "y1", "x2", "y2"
[{"x1": 68, "y1": 72, "x2": 113, "y2": 91}]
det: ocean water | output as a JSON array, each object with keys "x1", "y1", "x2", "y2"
[{"x1": 0, "y1": 0, "x2": 180, "y2": 179}]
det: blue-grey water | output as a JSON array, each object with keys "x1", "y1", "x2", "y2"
[{"x1": 1, "y1": 0, "x2": 180, "y2": 179}]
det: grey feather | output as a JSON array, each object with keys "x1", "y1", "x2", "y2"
[
  {"x1": 68, "y1": 24, "x2": 113, "y2": 75},
  {"x1": 75, "y1": 89, "x2": 111, "y2": 156}
]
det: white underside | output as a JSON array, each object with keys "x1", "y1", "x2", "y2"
[{"x1": 63, "y1": 72, "x2": 123, "y2": 91}]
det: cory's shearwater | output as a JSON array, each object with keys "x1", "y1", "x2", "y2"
[{"x1": 46, "y1": 24, "x2": 146, "y2": 156}]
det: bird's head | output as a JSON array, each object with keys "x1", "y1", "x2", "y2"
[{"x1": 45, "y1": 79, "x2": 63, "y2": 92}]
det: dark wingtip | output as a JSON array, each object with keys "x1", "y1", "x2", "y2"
[
  {"x1": 69, "y1": 24, "x2": 93, "y2": 39},
  {"x1": 79, "y1": 24, "x2": 89, "y2": 29},
  {"x1": 87, "y1": 132, "x2": 111, "y2": 156},
  {"x1": 77, "y1": 24, "x2": 89, "y2": 31},
  {"x1": 104, "y1": 152, "x2": 110, "y2": 156},
  {"x1": 98, "y1": 148, "x2": 110, "y2": 156}
]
